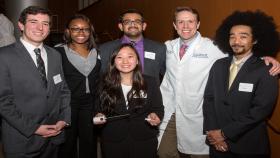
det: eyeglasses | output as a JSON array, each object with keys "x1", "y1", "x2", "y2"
[
  {"x1": 69, "y1": 27, "x2": 90, "y2": 33},
  {"x1": 122, "y1": 19, "x2": 143, "y2": 26}
]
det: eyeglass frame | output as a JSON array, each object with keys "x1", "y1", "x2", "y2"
[
  {"x1": 69, "y1": 27, "x2": 91, "y2": 33},
  {"x1": 122, "y1": 19, "x2": 144, "y2": 26}
]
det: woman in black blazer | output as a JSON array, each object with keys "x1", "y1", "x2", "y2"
[
  {"x1": 55, "y1": 14, "x2": 100, "y2": 158},
  {"x1": 94, "y1": 43, "x2": 164, "y2": 158}
]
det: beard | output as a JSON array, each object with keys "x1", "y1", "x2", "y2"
[
  {"x1": 231, "y1": 45, "x2": 246, "y2": 54},
  {"x1": 230, "y1": 44, "x2": 252, "y2": 56},
  {"x1": 124, "y1": 27, "x2": 143, "y2": 39}
]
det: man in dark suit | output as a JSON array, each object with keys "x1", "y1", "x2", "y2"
[
  {"x1": 0, "y1": 6, "x2": 71, "y2": 158},
  {"x1": 99, "y1": 9, "x2": 166, "y2": 84},
  {"x1": 203, "y1": 10, "x2": 280, "y2": 158}
]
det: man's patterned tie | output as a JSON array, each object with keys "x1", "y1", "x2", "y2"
[
  {"x1": 179, "y1": 44, "x2": 188, "y2": 60},
  {"x1": 34, "y1": 48, "x2": 47, "y2": 88}
]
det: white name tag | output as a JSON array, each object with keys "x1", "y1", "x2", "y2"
[
  {"x1": 144, "y1": 51, "x2": 155, "y2": 60},
  {"x1": 53, "y1": 74, "x2": 62, "y2": 84},
  {"x1": 238, "y1": 83, "x2": 253, "y2": 92}
]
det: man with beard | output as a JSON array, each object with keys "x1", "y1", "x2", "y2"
[
  {"x1": 203, "y1": 10, "x2": 279, "y2": 158},
  {"x1": 99, "y1": 9, "x2": 166, "y2": 84}
]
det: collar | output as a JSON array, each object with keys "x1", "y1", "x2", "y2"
[
  {"x1": 179, "y1": 32, "x2": 199, "y2": 46},
  {"x1": 20, "y1": 37, "x2": 43, "y2": 53},
  {"x1": 232, "y1": 52, "x2": 253, "y2": 64},
  {"x1": 121, "y1": 35, "x2": 144, "y2": 45}
]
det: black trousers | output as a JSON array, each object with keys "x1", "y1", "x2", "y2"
[
  {"x1": 101, "y1": 135, "x2": 158, "y2": 158},
  {"x1": 210, "y1": 147, "x2": 270, "y2": 158},
  {"x1": 58, "y1": 108, "x2": 97, "y2": 158}
]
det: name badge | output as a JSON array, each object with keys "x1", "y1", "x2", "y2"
[
  {"x1": 144, "y1": 51, "x2": 156, "y2": 60},
  {"x1": 53, "y1": 74, "x2": 62, "y2": 84},
  {"x1": 238, "y1": 83, "x2": 253, "y2": 92}
]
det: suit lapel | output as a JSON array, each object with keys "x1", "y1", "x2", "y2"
[
  {"x1": 14, "y1": 42, "x2": 38, "y2": 71},
  {"x1": 111, "y1": 87, "x2": 128, "y2": 114},
  {"x1": 143, "y1": 39, "x2": 155, "y2": 74},
  {"x1": 143, "y1": 39, "x2": 149, "y2": 73},
  {"x1": 223, "y1": 57, "x2": 232, "y2": 93},
  {"x1": 44, "y1": 45, "x2": 54, "y2": 93},
  {"x1": 172, "y1": 38, "x2": 181, "y2": 61},
  {"x1": 14, "y1": 42, "x2": 47, "y2": 87}
]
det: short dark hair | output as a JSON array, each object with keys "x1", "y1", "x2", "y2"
[
  {"x1": 119, "y1": 9, "x2": 145, "y2": 23},
  {"x1": 174, "y1": 6, "x2": 200, "y2": 23},
  {"x1": 214, "y1": 10, "x2": 280, "y2": 57},
  {"x1": 64, "y1": 14, "x2": 97, "y2": 50},
  {"x1": 18, "y1": 6, "x2": 51, "y2": 25}
]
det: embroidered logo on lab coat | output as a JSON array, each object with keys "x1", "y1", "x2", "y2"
[{"x1": 192, "y1": 53, "x2": 208, "y2": 58}]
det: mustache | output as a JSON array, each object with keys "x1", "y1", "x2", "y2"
[
  {"x1": 128, "y1": 26, "x2": 138, "y2": 29},
  {"x1": 231, "y1": 44, "x2": 244, "y2": 48}
]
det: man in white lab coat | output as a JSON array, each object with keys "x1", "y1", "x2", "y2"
[{"x1": 157, "y1": 6, "x2": 280, "y2": 158}]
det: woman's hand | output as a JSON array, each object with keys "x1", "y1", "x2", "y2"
[
  {"x1": 146, "y1": 113, "x2": 161, "y2": 126},
  {"x1": 93, "y1": 113, "x2": 107, "y2": 125}
]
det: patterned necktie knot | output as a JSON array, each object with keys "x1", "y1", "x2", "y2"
[
  {"x1": 34, "y1": 48, "x2": 41, "y2": 56},
  {"x1": 130, "y1": 41, "x2": 136, "y2": 46}
]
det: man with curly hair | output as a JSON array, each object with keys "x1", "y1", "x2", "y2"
[{"x1": 203, "y1": 10, "x2": 280, "y2": 158}]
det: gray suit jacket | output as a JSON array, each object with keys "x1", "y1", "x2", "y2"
[
  {"x1": 99, "y1": 38, "x2": 166, "y2": 84},
  {"x1": 0, "y1": 41, "x2": 71, "y2": 154}
]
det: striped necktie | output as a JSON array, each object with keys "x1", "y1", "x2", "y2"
[{"x1": 34, "y1": 48, "x2": 47, "y2": 88}]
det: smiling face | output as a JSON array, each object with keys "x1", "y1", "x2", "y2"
[
  {"x1": 173, "y1": 10, "x2": 200, "y2": 42},
  {"x1": 229, "y1": 25, "x2": 255, "y2": 59},
  {"x1": 114, "y1": 46, "x2": 139, "y2": 76},
  {"x1": 118, "y1": 13, "x2": 147, "y2": 41},
  {"x1": 18, "y1": 13, "x2": 50, "y2": 46},
  {"x1": 67, "y1": 18, "x2": 90, "y2": 45}
]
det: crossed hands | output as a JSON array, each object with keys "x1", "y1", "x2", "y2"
[
  {"x1": 35, "y1": 121, "x2": 67, "y2": 138},
  {"x1": 206, "y1": 129, "x2": 228, "y2": 152}
]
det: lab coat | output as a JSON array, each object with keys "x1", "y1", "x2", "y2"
[{"x1": 159, "y1": 32, "x2": 226, "y2": 154}]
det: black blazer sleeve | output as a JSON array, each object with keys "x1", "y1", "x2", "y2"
[
  {"x1": 203, "y1": 61, "x2": 219, "y2": 133},
  {"x1": 146, "y1": 75, "x2": 164, "y2": 120}
]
